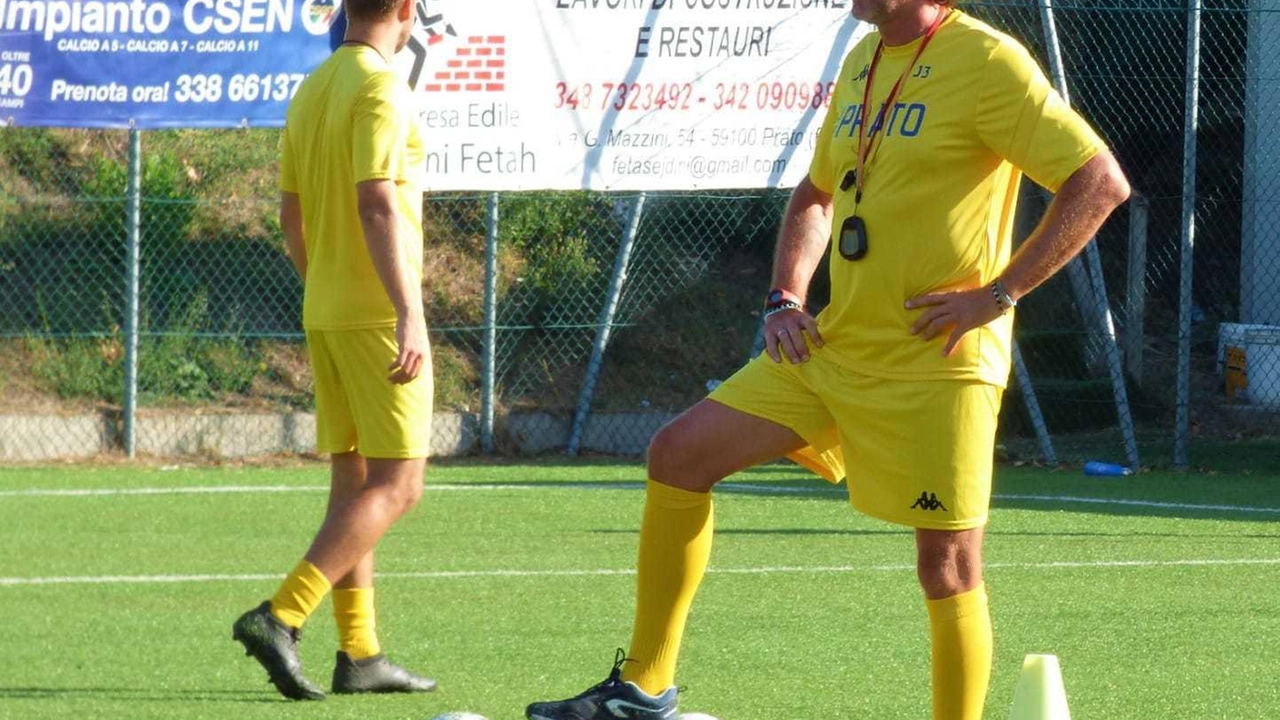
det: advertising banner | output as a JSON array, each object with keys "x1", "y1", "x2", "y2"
[
  {"x1": 2, "y1": 0, "x2": 867, "y2": 189},
  {"x1": 409, "y1": 0, "x2": 865, "y2": 190},
  {"x1": 0, "y1": 0, "x2": 335, "y2": 128}
]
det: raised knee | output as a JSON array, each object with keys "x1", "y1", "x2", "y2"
[
  {"x1": 647, "y1": 423, "x2": 700, "y2": 485},
  {"x1": 647, "y1": 424, "x2": 679, "y2": 468}
]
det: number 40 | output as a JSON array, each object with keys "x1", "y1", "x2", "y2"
[{"x1": 0, "y1": 64, "x2": 33, "y2": 97}]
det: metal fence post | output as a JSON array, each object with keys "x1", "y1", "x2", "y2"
[
  {"x1": 1063, "y1": 256, "x2": 1106, "y2": 366},
  {"x1": 1040, "y1": 0, "x2": 1108, "y2": 371},
  {"x1": 567, "y1": 192, "x2": 647, "y2": 456},
  {"x1": 749, "y1": 313, "x2": 767, "y2": 361},
  {"x1": 1040, "y1": 0, "x2": 1140, "y2": 469},
  {"x1": 1126, "y1": 194, "x2": 1149, "y2": 386},
  {"x1": 122, "y1": 127, "x2": 142, "y2": 458},
  {"x1": 1084, "y1": 245, "x2": 1141, "y2": 469},
  {"x1": 1013, "y1": 340, "x2": 1058, "y2": 465},
  {"x1": 1175, "y1": 1, "x2": 1202, "y2": 469},
  {"x1": 481, "y1": 192, "x2": 499, "y2": 454}
]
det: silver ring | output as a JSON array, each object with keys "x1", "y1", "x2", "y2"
[{"x1": 777, "y1": 330, "x2": 787, "y2": 337}]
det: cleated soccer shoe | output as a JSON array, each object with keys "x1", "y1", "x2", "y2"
[
  {"x1": 526, "y1": 649, "x2": 678, "y2": 720},
  {"x1": 231, "y1": 601, "x2": 327, "y2": 701},
  {"x1": 331, "y1": 651, "x2": 437, "y2": 694}
]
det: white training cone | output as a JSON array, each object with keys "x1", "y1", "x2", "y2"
[{"x1": 1008, "y1": 654, "x2": 1071, "y2": 720}]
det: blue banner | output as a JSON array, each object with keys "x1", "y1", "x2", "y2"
[{"x1": 0, "y1": 0, "x2": 338, "y2": 128}]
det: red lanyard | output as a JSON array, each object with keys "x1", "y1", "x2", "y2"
[{"x1": 854, "y1": 8, "x2": 949, "y2": 203}]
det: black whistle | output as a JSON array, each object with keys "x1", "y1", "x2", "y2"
[{"x1": 840, "y1": 170, "x2": 856, "y2": 192}]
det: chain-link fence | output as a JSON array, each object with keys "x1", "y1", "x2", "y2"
[{"x1": 1, "y1": 0, "x2": 1275, "y2": 467}]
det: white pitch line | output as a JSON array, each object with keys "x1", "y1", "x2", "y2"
[
  {"x1": 0, "y1": 485, "x2": 330, "y2": 497},
  {"x1": 0, "y1": 482, "x2": 659, "y2": 498},
  {"x1": 995, "y1": 493, "x2": 1280, "y2": 515},
  {"x1": 2, "y1": 557, "x2": 1278, "y2": 587},
  {"x1": 721, "y1": 483, "x2": 842, "y2": 495},
  {"x1": 2, "y1": 481, "x2": 1278, "y2": 516},
  {"x1": 0, "y1": 481, "x2": 830, "y2": 498}
]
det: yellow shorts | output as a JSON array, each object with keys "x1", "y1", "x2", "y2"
[
  {"x1": 709, "y1": 351, "x2": 1002, "y2": 530},
  {"x1": 306, "y1": 327, "x2": 433, "y2": 459}
]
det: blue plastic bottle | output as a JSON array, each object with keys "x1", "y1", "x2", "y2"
[{"x1": 1083, "y1": 461, "x2": 1132, "y2": 477}]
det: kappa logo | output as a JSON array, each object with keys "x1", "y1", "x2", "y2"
[{"x1": 910, "y1": 491, "x2": 948, "y2": 512}]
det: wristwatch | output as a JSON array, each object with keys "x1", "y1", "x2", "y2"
[{"x1": 765, "y1": 288, "x2": 802, "y2": 310}]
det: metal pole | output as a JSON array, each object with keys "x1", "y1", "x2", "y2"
[
  {"x1": 1175, "y1": 0, "x2": 1202, "y2": 468},
  {"x1": 1013, "y1": 340, "x2": 1057, "y2": 465},
  {"x1": 1040, "y1": 0, "x2": 1107, "y2": 370},
  {"x1": 1039, "y1": 0, "x2": 1112, "y2": 363},
  {"x1": 1084, "y1": 238, "x2": 1141, "y2": 469},
  {"x1": 749, "y1": 312, "x2": 766, "y2": 361},
  {"x1": 481, "y1": 192, "x2": 499, "y2": 454},
  {"x1": 567, "y1": 192, "x2": 647, "y2": 456},
  {"x1": 1126, "y1": 194, "x2": 1149, "y2": 385},
  {"x1": 122, "y1": 127, "x2": 142, "y2": 458},
  {"x1": 1039, "y1": 0, "x2": 1070, "y2": 99},
  {"x1": 1064, "y1": 254, "x2": 1106, "y2": 368},
  {"x1": 1040, "y1": 0, "x2": 1141, "y2": 469}
]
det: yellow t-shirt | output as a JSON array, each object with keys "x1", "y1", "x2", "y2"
[
  {"x1": 280, "y1": 45, "x2": 424, "y2": 330},
  {"x1": 808, "y1": 11, "x2": 1106, "y2": 387}
]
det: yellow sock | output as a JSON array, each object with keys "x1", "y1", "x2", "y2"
[
  {"x1": 333, "y1": 587, "x2": 382, "y2": 660},
  {"x1": 926, "y1": 584, "x2": 993, "y2": 720},
  {"x1": 620, "y1": 479, "x2": 714, "y2": 696},
  {"x1": 269, "y1": 560, "x2": 331, "y2": 629}
]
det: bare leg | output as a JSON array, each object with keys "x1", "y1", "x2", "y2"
[
  {"x1": 915, "y1": 527, "x2": 984, "y2": 599},
  {"x1": 324, "y1": 453, "x2": 374, "y2": 589},
  {"x1": 648, "y1": 399, "x2": 810, "y2": 491},
  {"x1": 306, "y1": 455, "x2": 436, "y2": 692},
  {"x1": 303, "y1": 456, "x2": 426, "y2": 583},
  {"x1": 623, "y1": 399, "x2": 810, "y2": 694},
  {"x1": 916, "y1": 526, "x2": 991, "y2": 720}
]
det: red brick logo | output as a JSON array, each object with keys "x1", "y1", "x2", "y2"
[{"x1": 423, "y1": 35, "x2": 507, "y2": 93}]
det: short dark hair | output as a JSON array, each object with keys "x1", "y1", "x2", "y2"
[{"x1": 344, "y1": 0, "x2": 401, "y2": 21}]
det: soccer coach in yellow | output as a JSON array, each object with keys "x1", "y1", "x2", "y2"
[
  {"x1": 231, "y1": 0, "x2": 435, "y2": 701},
  {"x1": 526, "y1": 1, "x2": 1130, "y2": 719}
]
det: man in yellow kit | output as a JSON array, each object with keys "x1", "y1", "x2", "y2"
[
  {"x1": 527, "y1": 0, "x2": 1129, "y2": 718},
  {"x1": 231, "y1": 0, "x2": 435, "y2": 701}
]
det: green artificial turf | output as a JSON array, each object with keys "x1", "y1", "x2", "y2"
[{"x1": 0, "y1": 458, "x2": 1277, "y2": 719}]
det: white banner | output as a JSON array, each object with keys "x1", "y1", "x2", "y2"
[{"x1": 402, "y1": 0, "x2": 867, "y2": 191}]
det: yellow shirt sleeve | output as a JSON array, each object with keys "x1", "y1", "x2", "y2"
[
  {"x1": 352, "y1": 72, "x2": 410, "y2": 184},
  {"x1": 807, "y1": 89, "x2": 841, "y2": 194},
  {"x1": 976, "y1": 38, "x2": 1107, "y2": 193},
  {"x1": 279, "y1": 124, "x2": 298, "y2": 193}
]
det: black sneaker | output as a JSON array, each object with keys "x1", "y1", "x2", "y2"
[
  {"x1": 231, "y1": 601, "x2": 326, "y2": 701},
  {"x1": 331, "y1": 651, "x2": 437, "y2": 694},
  {"x1": 526, "y1": 649, "x2": 678, "y2": 720}
]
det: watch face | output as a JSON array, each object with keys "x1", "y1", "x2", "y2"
[{"x1": 768, "y1": 290, "x2": 783, "y2": 304}]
